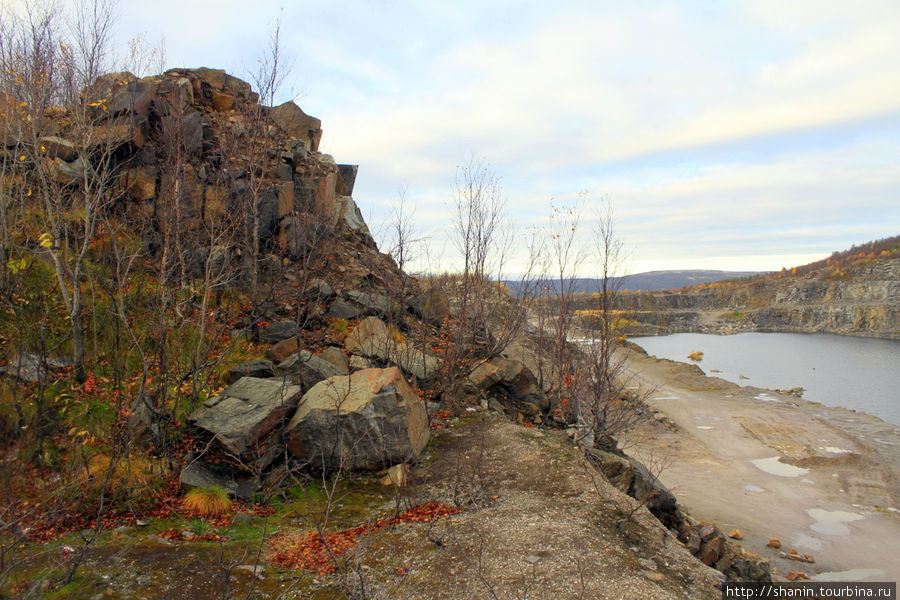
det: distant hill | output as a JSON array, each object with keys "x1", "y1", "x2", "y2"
[
  {"x1": 604, "y1": 236, "x2": 900, "y2": 339},
  {"x1": 504, "y1": 270, "x2": 760, "y2": 295}
]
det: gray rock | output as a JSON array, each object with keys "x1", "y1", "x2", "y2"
[
  {"x1": 285, "y1": 367, "x2": 429, "y2": 471},
  {"x1": 224, "y1": 359, "x2": 276, "y2": 384},
  {"x1": 181, "y1": 111, "x2": 203, "y2": 156},
  {"x1": 128, "y1": 393, "x2": 160, "y2": 446},
  {"x1": 259, "y1": 320, "x2": 298, "y2": 343},
  {"x1": 0, "y1": 353, "x2": 48, "y2": 383},
  {"x1": 110, "y1": 80, "x2": 156, "y2": 117},
  {"x1": 331, "y1": 195, "x2": 371, "y2": 235},
  {"x1": 233, "y1": 564, "x2": 266, "y2": 579},
  {"x1": 347, "y1": 290, "x2": 397, "y2": 317},
  {"x1": 303, "y1": 278, "x2": 333, "y2": 302},
  {"x1": 230, "y1": 512, "x2": 253, "y2": 526},
  {"x1": 52, "y1": 156, "x2": 90, "y2": 185},
  {"x1": 179, "y1": 460, "x2": 260, "y2": 499},
  {"x1": 327, "y1": 299, "x2": 361, "y2": 320},
  {"x1": 0, "y1": 353, "x2": 71, "y2": 383},
  {"x1": 188, "y1": 377, "x2": 303, "y2": 471},
  {"x1": 278, "y1": 350, "x2": 345, "y2": 389}
]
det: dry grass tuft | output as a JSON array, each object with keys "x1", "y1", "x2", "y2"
[{"x1": 183, "y1": 486, "x2": 232, "y2": 516}]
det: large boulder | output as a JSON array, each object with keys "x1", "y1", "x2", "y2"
[
  {"x1": 284, "y1": 367, "x2": 429, "y2": 471},
  {"x1": 259, "y1": 320, "x2": 298, "y2": 343},
  {"x1": 468, "y1": 357, "x2": 549, "y2": 418},
  {"x1": 188, "y1": 377, "x2": 303, "y2": 471}
]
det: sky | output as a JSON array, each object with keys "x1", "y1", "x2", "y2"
[{"x1": 106, "y1": 1, "x2": 900, "y2": 275}]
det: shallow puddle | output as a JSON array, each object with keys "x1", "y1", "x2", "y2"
[
  {"x1": 750, "y1": 456, "x2": 810, "y2": 477},
  {"x1": 789, "y1": 532, "x2": 824, "y2": 551},
  {"x1": 806, "y1": 508, "x2": 864, "y2": 535},
  {"x1": 819, "y1": 446, "x2": 851, "y2": 454},
  {"x1": 742, "y1": 484, "x2": 765, "y2": 493},
  {"x1": 753, "y1": 393, "x2": 780, "y2": 403}
]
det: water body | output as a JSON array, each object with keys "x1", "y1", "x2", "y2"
[{"x1": 630, "y1": 332, "x2": 900, "y2": 425}]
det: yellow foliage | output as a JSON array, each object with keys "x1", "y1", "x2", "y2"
[{"x1": 687, "y1": 351, "x2": 703, "y2": 362}]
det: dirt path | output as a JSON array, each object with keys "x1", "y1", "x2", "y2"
[
  {"x1": 619, "y1": 348, "x2": 900, "y2": 582},
  {"x1": 358, "y1": 416, "x2": 723, "y2": 599}
]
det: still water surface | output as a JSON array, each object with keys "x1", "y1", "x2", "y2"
[{"x1": 630, "y1": 332, "x2": 900, "y2": 425}]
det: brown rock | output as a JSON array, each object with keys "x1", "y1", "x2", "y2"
[
  {"x1": 728, "y1": 529, "x2": 743, "y2": 540},
  {"x1": 698, "y1": 535, "x2": 725, "y2": 566},
  {"x1": 277, "y1": 181, "x2": 294, "y2": 217},
  {"x1": 786, "y1": 571, "x2": 809, "y2": 581},
  {"x1": 698, "y1": 523, "x2": 717, "y2": 542},
  {"x1": 379, "y1": 464, "x2": 409, "y2": 487},
  {"x1": 344, "y1": 316, "x2": 390, "y2": 355},
  {"x1": 319, "y1": 346, "x2": 350, "y2": 375},
  {"x1": 211, "y1": 91, "x2": 234, "y2": 111},
  {"x1": 269, "y1": 101, "x2": 322, "y2": 152},
  {"x1": 120, "y1": 168, "x2": 156, "y2": 201},
  {"x1": 204, "y1": 185, "x2": 228, "y2": 221},
  {"x1": 269, "y1": 336, "x2": 300, "y2": 363},
  {"x1": 767, "y1": 537, "x2": 781, "y2": 549}
]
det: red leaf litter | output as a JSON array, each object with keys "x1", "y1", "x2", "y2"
[
  {"x1": 429, "y1": 409, "x2": 454, "y2": 429},
  {"x1": 266, "y1": 502, "x2": 460, "y2": 574}
]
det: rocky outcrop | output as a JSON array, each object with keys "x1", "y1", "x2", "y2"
[
  {"x1": 600, "y1": 258, "x2": 899, "y2": 339},
  {"x1": 17, "y1": 67, "x2": 370, "y2": 278},
  {"x1": 591, "y1": 449, "x2": 772, "y2": 583},
  {"x1": 284, "y1": 367, "x2": 429, "y2": 471}
]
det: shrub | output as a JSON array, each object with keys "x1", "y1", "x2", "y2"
[
  {"x1": 687, "y1": 351, "x2": 703, "y2": 362},
  {"x1": 183, "y1": 486, "x2": 232, "y2": 516}
]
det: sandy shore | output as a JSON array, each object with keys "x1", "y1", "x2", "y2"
[{"x1": 619, "y1": 347, "x2": 900, "y2": 582}]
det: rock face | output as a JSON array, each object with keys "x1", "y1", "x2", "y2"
[
  {"x1": 284, "y1": 367, "x2": 429, "y2": 471},
  {"x1": 468, "y1": 357, "x2": 549, "y2": 419},
  {"x1": 188, "y1": 377, "x2": 303, "y2": 471},
  {"x1": 16, "y1": 67, "x2": 367, "y2": 281}
]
